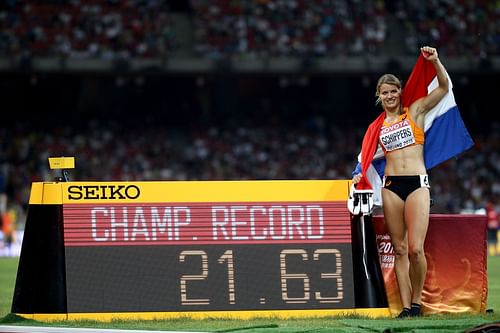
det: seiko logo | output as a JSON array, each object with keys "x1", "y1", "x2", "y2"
[{"x1": 67, "y1": 185, "x2": 141, "y2": 200}]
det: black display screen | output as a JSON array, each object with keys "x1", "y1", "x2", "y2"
[
  {"x1": 62, "y1": 199, "x2": 355, "y2": 313},
  {"x1": 65, "y1": 244, "x2": 354, "y2": 312}
]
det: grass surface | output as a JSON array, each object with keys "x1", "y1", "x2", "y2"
[
  {"x1": 1, "y1": 256, "x2": 499, "y2": 332},
  {"x1": 0, "y1": 258, "x2": 17, "y2": 317},
  {"x1": 2, "y1": 314, "x2": 500, "y2": 332},
  {"x1": 488, "y1": 254, "x2": 500, "y2": 312}
]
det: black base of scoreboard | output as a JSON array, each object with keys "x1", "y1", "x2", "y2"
[{"x1": 12, "y1": 204, "x2": 67, "y2": 314}]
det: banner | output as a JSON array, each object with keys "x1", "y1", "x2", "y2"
[{"x1": 373, "y1": 214, "x2": 488, "y2": 315}]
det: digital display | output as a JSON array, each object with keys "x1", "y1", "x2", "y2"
[
  {"x1": 63, "y1": 202, "x2": 350, "y2": 246},
  {"x1": 29, "y1": 180, "x2": 356, "y2": 315},
  {"x1": 63, "y1": 200, "x2": 354, "y2": 312},
  {"x1": 65, "y1": 244, "x2": 353, "y2": 312}
]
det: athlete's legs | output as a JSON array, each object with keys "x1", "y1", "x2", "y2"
[
  {"x1": 404, "y1": 187, "x2": 430, "y2": 305},
  {"x1": 382, "y1": 188, "x2": 411, "y2": 310}
]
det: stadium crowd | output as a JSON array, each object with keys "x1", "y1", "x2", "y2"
[
  {"x1": 191, "y1": 0, "x2": 387, "y2": 58},
  {"x1": 0, "y1": 0, "x2": 499, "y2": 59},
  {"x1": 394, "y1": 0, "x2": 500, "y2": 58},
  {"x1": 0, "y1": 0, "x2": 177, "y2": 59},
  {"x1": 1, "y1": 119, "x2": 499, "y2": 229}
]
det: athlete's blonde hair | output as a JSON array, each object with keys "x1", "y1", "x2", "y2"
[{"x1": 375, "y1": 74, "x2": 402, "y2": 106}]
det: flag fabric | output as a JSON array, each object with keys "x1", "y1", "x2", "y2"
[{"x1": 353, "y1": 54, "x2": 474, "y2": 206}]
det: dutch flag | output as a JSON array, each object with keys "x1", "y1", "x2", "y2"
[{"x1": 353, "y1": 54, "x2": 474, "y2": 206}]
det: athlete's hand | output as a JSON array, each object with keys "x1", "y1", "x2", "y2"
[
  {"x1": 352, "y1": 173, "x2": 362, "y2": 185},
  {"x1": 421, "y1": 46, "x2": 438, "y2": 63}
]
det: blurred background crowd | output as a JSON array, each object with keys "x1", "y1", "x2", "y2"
[
  {"x1": 1, "y1": 0, "x2": 498, "y2": 59},
  {"x1": 0, "y1": 0, "x2": 499, "y2": 255}
]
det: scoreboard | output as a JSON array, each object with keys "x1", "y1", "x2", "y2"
[{"x1": 12, "y1": 180, "x2": 388, "y2": 320}]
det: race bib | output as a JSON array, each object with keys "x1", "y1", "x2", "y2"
[{"x1": 379, "y1": 119, "x2": 416, "y2": 152}]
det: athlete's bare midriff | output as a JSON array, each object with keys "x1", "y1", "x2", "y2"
[{"x1": 384, "y1": 144, "x2": 427, "y2": 175}]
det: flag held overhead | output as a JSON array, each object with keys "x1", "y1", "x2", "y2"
[{"x1": 351, "y1": 54, "x2": 474, "y2": 207}]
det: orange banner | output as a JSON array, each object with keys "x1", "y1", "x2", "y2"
[{"x1": 373, "y1": 214, "x2": 488, "y2": 315}]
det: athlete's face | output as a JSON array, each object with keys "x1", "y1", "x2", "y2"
[{"x1": 378, "y1": 83, "x2": 401, "y2": 110}]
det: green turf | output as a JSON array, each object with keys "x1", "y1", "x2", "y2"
[
  {"x1": 488, "y1": 255, "x2": 500, "y2": 311},
  {"x1": 1, "y1": 256, "x2": 499, "y2": 332},
  {"x1": 2, "y1": 315, "x2": 500, "y2": 332},
  {"x1": 0, "y1": 257, "x2": 17, "y2": 317}
]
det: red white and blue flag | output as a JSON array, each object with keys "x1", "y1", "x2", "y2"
[{"x1": 353, "y1": 54, "x2": 474, "y2": 205}]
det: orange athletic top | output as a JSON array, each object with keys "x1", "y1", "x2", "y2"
[{"x1": 379, "y1": 107, "x2": 424, "y2": 153}]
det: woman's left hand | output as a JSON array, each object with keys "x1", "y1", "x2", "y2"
[{"x1": 421, "y1": 46, "x2": 439, "y2": 62}]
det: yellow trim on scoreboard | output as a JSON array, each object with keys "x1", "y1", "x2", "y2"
[
  {"x1": 29, "y1": 182, "x2": 65, "y2": 204},
  {"x1": 29, "y1": 180, "x2": 350, "y2": 204},
  {"x1": 17, "y1": 308, "x2": 391, "y2": 322}
]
